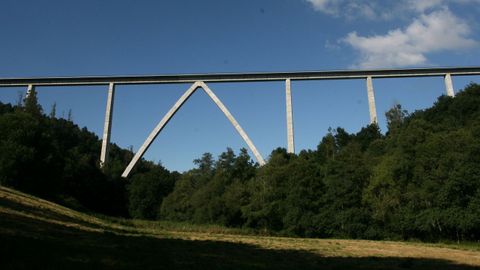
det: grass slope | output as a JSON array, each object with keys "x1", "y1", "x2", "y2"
[{"x1": 1, "y1": 185, "x2": 480, "y2": 270}]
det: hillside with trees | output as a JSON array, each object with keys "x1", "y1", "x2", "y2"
[
  {"x1": 0, "y1": 89, "x2": 178, "y2": 217},
  {"x1": 1, "y1": 83, "x2": 480, "y2": 242}
]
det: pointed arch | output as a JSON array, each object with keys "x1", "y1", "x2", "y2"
[{"x1": 121, "y1": 81, "x2": 265, "y2": 178}]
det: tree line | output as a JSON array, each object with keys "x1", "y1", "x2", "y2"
[{"x1": 1, "y1": 83, "x2": 480, "y2": 242}]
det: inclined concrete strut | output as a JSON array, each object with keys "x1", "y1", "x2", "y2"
[
  {"x1": 121, "y1": 81, "x2": 265, "y2": 178},
  {"x1": 198, "y1": 82, "x2": 265, "y2": 167},
  {"x1": 100, "y1": 83, "x2": 115, "y2": 167},
  {"x1": 121, "y1": 82, "x2": 200, "y2": 178}
]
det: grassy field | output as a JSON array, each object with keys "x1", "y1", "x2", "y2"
[{"x1": 1, "y1": 185, "x2": 480, "y2": 269}]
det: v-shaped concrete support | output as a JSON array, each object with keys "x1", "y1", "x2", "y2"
[{"x1": 121, "y1": 81, "x2": 265, "y2": 178}]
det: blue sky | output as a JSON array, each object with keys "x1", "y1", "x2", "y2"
[{"x1": 1, "y1": 0, "x2": 479, "y2": 172}]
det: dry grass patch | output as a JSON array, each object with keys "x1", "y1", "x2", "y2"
[{"x1": 1, "y1": 185, "x2": 480, "y2": 269}]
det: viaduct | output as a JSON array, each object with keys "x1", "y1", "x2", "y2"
[{"x1": 1, "y1": 67, "x2": 479, "y2": 177}]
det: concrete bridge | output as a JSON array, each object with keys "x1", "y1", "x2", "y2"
[{"x1": 1, "y1": 67, "x2": 480, "y2": 177}]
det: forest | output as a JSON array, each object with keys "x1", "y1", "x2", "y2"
[{"x1": 1, "y1": 83, "x2": 480, "y2": 242}]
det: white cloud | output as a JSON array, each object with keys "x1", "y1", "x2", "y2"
[
  {"x1": 342, "y1": 9, "x2": 478, "y2": 68},
  {"x1": 305, "y1": 0, "x2": 330, "y2": 11},
  {"x1": 406, "y1": 0, "x2": 480, "y2": 12},
  {"x1": 408, "y1": 0, "x2": 445, "y2": 12},
  {"x1": 304, "y1": 0, "x2": 379, "y2": 20},
  {"x1": 305, "y1": 0, "x2": 480, "y2": 20},
  {"x1": 305, "y1": 0, "x2": 479, "y2": 68}
]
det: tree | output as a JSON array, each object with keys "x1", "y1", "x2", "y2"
[
  {"x1": 193, "y1": 152, "x2": 214, "y2": 175},
  {"x1": 16, "y1": 91, "x2": 23, "y2": 107},
  {"x1": 49, "y1": 102, "x2": 57, "y2": 118},
  {"x1": 67, "y1": 109, "x2": 73, "y2": 121},
  {"x1": 355, "y1": 123, "x2": 383, "y2": 151},
  {"x1": 23, "y1": 87, "x2": 43, "y2": 116},
  {"x1": 386, "y1": 103, "x2": 408, "y2": 132},
  {"x1": 128, "y1": 165, "x2": 176, "y2": 219}
]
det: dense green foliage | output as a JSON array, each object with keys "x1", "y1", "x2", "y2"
[
  {"x1": 161, "y1": 83, "x2": 480, "y2": 242},
  {"x1": 0, "y1": 89, "x2": 176, "y2": 217},
  {"x1": 1, "y1": 83, "x2": 480, "y2": 242}
]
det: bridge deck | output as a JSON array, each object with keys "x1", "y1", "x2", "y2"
[{"x1": 0, "y1": 66, "x2": 479, "y2": 87}]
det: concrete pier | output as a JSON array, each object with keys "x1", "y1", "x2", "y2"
[
  {"x1": 26, "y1": 84, "x2": 34, "y2": 98},
  {"x1": 285, "y1": 79, "x2": 295, "y2": 153},
  {"x1": 445, "y1": 73, "x2": 455, "y2": 97},
  {"x1": 100, "y1": 83, "x2": 115, "y2": 168},
  {"x1": 366, "y1": 76, "x2": 378, "y2": 124}
]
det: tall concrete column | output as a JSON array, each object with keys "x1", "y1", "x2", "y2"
[
  {"x1": 198, "y1": 82, "x2": 266, "y2": 166},
  {"x1": 100, "y1": 83, "x2": 115, "y2": 168},
  {"x1": 366, "y1": 76, "x2": 378, "y2": 124},
  {"x1": 285, "y1": 79, "x2": 295, "y2": 154},
  {"x1": 445, "y1": 73, "x2": 455, "y2": 97},
  {"x1": 122, "y1": 82, "x2": 200, "y2": 178},
  {"x1": 26, "y1": 84, "x2": 34, "y2": 98}
]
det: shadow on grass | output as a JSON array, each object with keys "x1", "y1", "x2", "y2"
[
  {"x1": 0, "y1": 197, "x2": 111, "y2": 231},
  {"x1": 0, "y1": 212, "x2": 479, "y2": 270}
]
